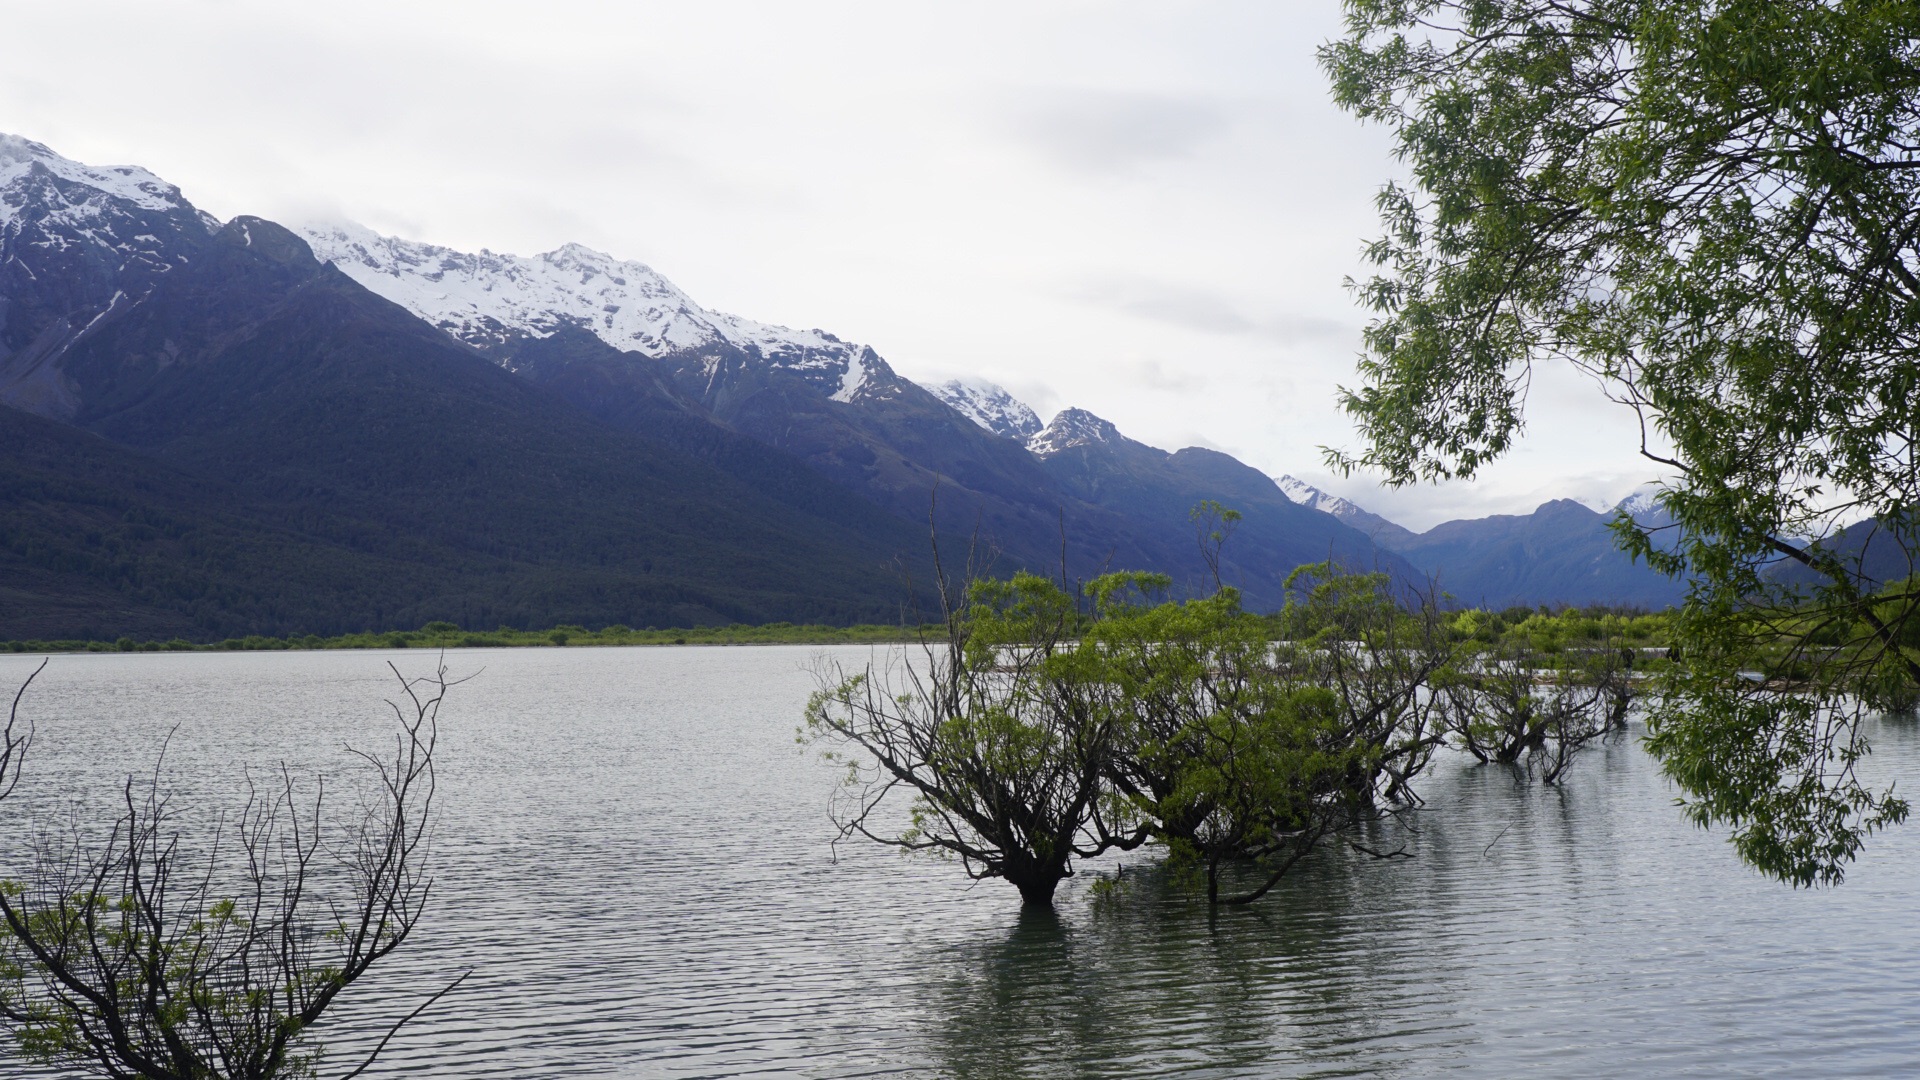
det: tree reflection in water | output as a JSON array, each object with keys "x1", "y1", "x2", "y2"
[{"x1": 918, "y1": 840, "x2": 1474, "y2": 1078}]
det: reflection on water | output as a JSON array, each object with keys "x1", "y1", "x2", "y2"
[{"x1": 0, "y1": 649, "x2": 1915, "y2": 1078}]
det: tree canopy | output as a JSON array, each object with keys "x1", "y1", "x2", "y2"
[{"x1": 1323, "y1": 0, "x2": 1920, "y2": 883}]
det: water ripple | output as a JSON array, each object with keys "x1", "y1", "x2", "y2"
[{"x1": 1, "y1": 648, "x2": 1916, "y2": 1078}]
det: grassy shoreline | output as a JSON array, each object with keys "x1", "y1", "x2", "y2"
[
  {"x1": 2, "y1": 621, "x2": 942, "y2": 655},
  {"x1": 4, "y1": 605, "x2": 1680, "y2": 657}
]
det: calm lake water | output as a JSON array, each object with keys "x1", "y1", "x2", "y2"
[{"x1": 1, "y1": 646, "x2": 1916, "y2": 1078}]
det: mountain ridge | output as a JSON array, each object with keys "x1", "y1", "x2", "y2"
[
  {"x1": 0, "y1": 133, "x2": 1690, "y2": 636},
  {"x1": 1273, "y1": 479, "x2": 1686, "y2": 609},
  {"x1": 294, "y1": 216, "x2": 1411, "y2": 608}
]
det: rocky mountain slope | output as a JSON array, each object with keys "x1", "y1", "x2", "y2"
[
  {"x1": 1023, "y1": 410, "x2": 1423, "y2": 597},
  {"x1": 0, "y1": 135, "x2": 1418, "y2": 634},
  {"x1": 7, "y1": 133, "x2": 1718, "y2": 626},
  {"x1": 0, "y1": 135, "x2": 221, "y2": 419},
  {"x1": 0, "y1": 142, "x2": 950, "y2": 635},
  {"x1": 926, "y1": 378, "x2": 1043, "y2": 441},
  {"x1": 295, "y1": 219, "x2": 1407, "y2": 609},
  {"x1": 1273, "y1": 475, "x2": 1417, "y2": 548}
]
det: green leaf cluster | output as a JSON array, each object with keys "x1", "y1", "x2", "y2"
[
  {"x1": 1324, "y1": 0, "x2": 1920, "y2": 884},
  {"x1": 806, "y1": 561, "x2": 1455, "y2": 906}
]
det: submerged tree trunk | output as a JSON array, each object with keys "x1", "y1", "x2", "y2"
[
  {"x1": 1003, "y1": 850, "x2": 1068, "y2": 907},
  {"x1": 1012, "y1": 873, "x2": 1064, "y2": 908}
]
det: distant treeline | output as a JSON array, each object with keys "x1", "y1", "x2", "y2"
[
  {"x1": 1, "y1": 605, "x2": 1674, "y2": 656},
  {"x1": 1, "y1": 620, "x2": 943, "y2": 654}
]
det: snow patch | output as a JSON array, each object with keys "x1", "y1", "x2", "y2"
[
  {"x1": 926, "y1": 378, "x2": 1042, "y2": 440},
  {"x1": 831, "y1": 350, "x2": 866, "y2": 402},
  {"x1": 76, "y1": 289, "x2": 127, "y2": 337},
  {"x1": 1273, "y1": 474, "x2": 1367, "y2": 519},
  {"x1": 0, "y1": 134, "x2": 213, "y2": 233},
  {"x1": 1613, "y1": 483, "x2": 1667, "y2": 521},
  {"x1": 296, "y1": 220, "x2": 880, "y2": 402},
  {"x1": 1027, "y1": 408, "x2": 1119, "y2": 457}
]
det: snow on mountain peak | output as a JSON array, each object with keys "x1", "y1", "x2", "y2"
[
  {"x1": 830, "y1": 347, "x2": 868, "y2": 402},
  {"x1": 0, "y1": 135, "x2": 195, "y2": 223},
  {"x1": 0, "y1": 134, "x2": 216, "y2": 238},
  {"x1": 1026, "y1": 408, "x2": 1119, "y2": 457},
  {"x1": 926, "y1": 378, "x2": 1042, "y2": 441},
  {"x1": 298, "y1": 221, "x2": 726, "y2": 354},
  {"x1": 1271, "y1": 473, "x2": 1417, "y2": 544},
  {"x1": 1274, "y1": 473, "x2": 1323, "y2": 506},
  {"x1": 1613, "y1": 483, "x2": 1667, "y2": 521},
  {"x1": 296, "y1": 221, "x2": 879, "y2": 402},
  {"x1": 1274, "y1": 474, "x2": 1363, "y2": 518}
]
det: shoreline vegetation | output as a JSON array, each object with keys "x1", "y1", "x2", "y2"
[
  {"x1": 3, "y1": 621, "x2": 944, "y2": 654},
  {"x1": 3, "y1": 605, "x2": 1675, "y2": 656}
]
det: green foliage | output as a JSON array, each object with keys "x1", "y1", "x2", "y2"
[
  {"x1": 1323, "y1": 0, "x2": 1920, "y2": 884},
  {"x1": 1188, "y1": 500, "x2": 1243, "y2": 588},
  {"x1": 1435, "y1": 637, "x2": 1636, "y2": 784},
  {"x1": 807, "y1": 552, "x2": 1457, "y2": 907},
  {"x1": 807, "y1": 571, "x2": 1137, "y2": 907}
]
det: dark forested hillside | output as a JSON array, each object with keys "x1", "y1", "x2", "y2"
[
  {"x1": 0, "y1": 220, "x2": 945, "y2": 637},
  {"x1": 1, "y1": 135, "x2": 1434, "y2": 637},
  {"x1": 1768, "y1": 517, "x2": 1918, "y2": 593},
  {"x1": 1028, "y1": 410, "x2": 1422, "y2": 604},
  {"x1": 1379, "y1": 499, "x2": 1686, "y2": 610}
]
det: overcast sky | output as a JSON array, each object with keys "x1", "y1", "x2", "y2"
[{"x1": 1, "y1": 0, "x2": 1660, "y2": 529}]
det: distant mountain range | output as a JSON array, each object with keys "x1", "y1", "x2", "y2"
[
  {"x1": 1273, "y1": 477, "x2": 1687, "y2": 609},
  {"x1": 0, "y1": 134, "x2": 1686, "y2": 638},
  {"x1": 292, "y1": 213, "x2": 1419, "y2": 612}
]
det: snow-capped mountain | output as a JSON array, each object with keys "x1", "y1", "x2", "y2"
[
  {"x1": 297, "y1": 221, "x2": 888, "y2": 403},
  {"x1": 0, "y1": 135, "x2": 224, "y2": 418},
  {"x1": 1274, "y1": 475, "x2": 1367, "y2": 521},
  {"x1": 303, "y1": 218, "x2": 1413, "y2": 599},
  {"x1": 926, "y1": 378, "x2": 1042, "y2": 441},
  {"x1": 0, "y1": 134, "x2": 214, "y2": 235},
  {"x1": 1613, "y1": 484, "x2": 1668, "y2": 523},
  {"x1": 1273, "y1": 474, "x2": 1415, "y2": 546},
  {"x1": 1027, "y1": 408, "x2": 1122, "y2": 458},
  {"x1": 0, "y1": 132, "x2": 1442, "y2": 625},
  {"x1": 285, "y1": 222, "x2": 1137, "y2": 577}
]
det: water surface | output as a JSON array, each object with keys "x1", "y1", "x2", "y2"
[{"x1": 0, "y1": 647, "x2": 1914, "y2": 1077}]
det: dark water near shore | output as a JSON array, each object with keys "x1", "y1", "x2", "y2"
[{"x1": 2, "y1": 646, "x2": 1917, "y2": 1078}]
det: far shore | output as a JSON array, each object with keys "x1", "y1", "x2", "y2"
[{"x1": 3, "y1": 622, "x2": 943, "y2": 656}]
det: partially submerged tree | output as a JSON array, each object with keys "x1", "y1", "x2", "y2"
[
  {"x1": 1137, "y1": 564, "x2": 1455, "y2": 905},
  {"x1": 1272, "y1": 564, "x2": 1455, "y2": 809},
  {"x1": 1086, "y1": 571, "x2": 1372, "y2": 905},
  {"x1": 1322, "y1": 0, "x2": 1920, "y2": 883},
  {"x1": 0, "y1": 660, "x2": 466, "y2": 1079},
  {"x1": 1436, "y1": 645, "x2": 1631, "y2": 784},
  {"x1": 808, "y1": 542, "x2": 1458, "y2": 907},
  {"x1": 806, "y1": 572, "x2": 1145, "y2": 907}
]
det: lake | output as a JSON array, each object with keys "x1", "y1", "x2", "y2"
[{"x1": 1, "y1": 646, "x2": 1915, "y2": 1078}]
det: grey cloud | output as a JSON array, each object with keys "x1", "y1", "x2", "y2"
[
  {"x1": 1115, "y1": 358, "x2": 1204, "y2": 393},
  {"x1": 1175, "y1": 431, "x2": 1235, "y2": 454},
  {"x1": 999, "y1": 378, "x2": 1062, "y2": 420},
  {"x1": 902, "y1": 366, "x2": 1064, "y2": 424},
  {"x1": 996, "y1": 88, "x2": 1229, "y2": 174},
  {"x1": 1069, "y1": 275, "x2": 1353, "y2": 345}
]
